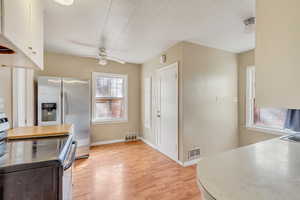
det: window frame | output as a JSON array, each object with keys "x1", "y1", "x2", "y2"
[
  {"x1": 246, "y1": 66, "x2": 256, "y2": 128},
  {"x1": 92, "y1": 72, "x2": 128, "y2": 124},
  {"x1": 245, "y1": 66, "x2": 295, "y2": 135}
]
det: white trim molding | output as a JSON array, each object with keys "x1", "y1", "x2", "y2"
[
  {"x1": 139, "y1": 137, "x2": 200, "y2": 167},
  {"x1": 246, "y1": 126, "x2": 296, "y2": 136},
  {"x1": 92, "y1": 137, "x2": 201, "y2": 167},
  {"x1": 139, "y1": 137, "x2": 157, "y2": 150},
  {"x1": 91, "y1": 139, "x2": 126, "y2": 146},
  {"x1": 139, "y1": 137, "x2": 183, "y2": 165}
]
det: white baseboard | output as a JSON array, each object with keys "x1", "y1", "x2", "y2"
[
  {"x1": 91, "y1": 139, "x2": 126, "y2": 146},
  {"x1": 92, "y1": 137, "x2": 200, "y2": 167},
  {"x1": 139, "y1": 137, "x2": 185, "y2": 166},
  {"x1": 139, "y1": 137, "x2": 158, "y2": 150},
  {"x1": 139, "y1": 137, "x2": 200, "y2": 167}
]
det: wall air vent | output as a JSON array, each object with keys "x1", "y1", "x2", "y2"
[
  {"x1": 0, "y1": 45, "x2": 15, "y2": 54},
  {"x1": 188, "y1": 148, "x2": 201, "y2": 160}
]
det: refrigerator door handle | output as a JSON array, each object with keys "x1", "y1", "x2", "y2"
[
  {"x1": 62, "y1": 91, "x2": 68, "y2": 124},
  {"x1": 65, "y1": 92, "x2": 69, "y2": 115},
  {"x1": 62, "y1": 91, "x2": 64, "y2": 124}
]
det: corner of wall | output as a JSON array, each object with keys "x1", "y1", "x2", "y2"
[{"x1": 237, "y1": 49, "x2": 277, "y2": 147}]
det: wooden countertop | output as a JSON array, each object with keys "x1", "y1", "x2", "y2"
[{"x1": 7, "y1": 124, "x2": 73, "y2": 140}]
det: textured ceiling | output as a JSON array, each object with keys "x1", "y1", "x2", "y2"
[{"x1": 45, "y1": 0, "x2": 255, "y2": 64}]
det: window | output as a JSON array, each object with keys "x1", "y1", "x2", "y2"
[
  {"x1": 246, "y1": 66, "x2": 289, "y2": 132},
  {"x1": 92, "y1": 72, "x2": 128, "y2": 123}
]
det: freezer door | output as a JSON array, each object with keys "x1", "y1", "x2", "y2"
[
  {"x1": 62, "y1": 78, "x2": 91, "y2": 158},
  {"x1": 38, "y1": 77, "x2": 62, "y2": 126}
]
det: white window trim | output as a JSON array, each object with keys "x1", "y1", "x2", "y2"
[
  {"x1": 92, "y1": 72, "x2": 128, "y2": 124},
  {"x1": 246, "y1": 66, "x2": 255, "y2": 128},
  {"x1": 245, "y1": 66, "x2": 293, "y2": 136},
  {"x1": 246, "y1": 125, "x2": 298, "y2": 136}
]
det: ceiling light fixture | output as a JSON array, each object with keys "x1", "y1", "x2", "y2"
[
  {"x1": 54, "y1": 0, "x2": 74, "y2": 6},
  {"x1": 244, "y1": 17, "x2": 256, "y2": 34},
  {"x1": 98, "y1": 58, "x2": 108, "y2": 66}
]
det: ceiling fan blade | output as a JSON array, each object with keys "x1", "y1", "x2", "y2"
[
  {"x1": 69, "y1": 40, "x2": 98, "y2": 48},
  {"x1": 107, "y1": 56, "x2": 126, "y2": 64}
]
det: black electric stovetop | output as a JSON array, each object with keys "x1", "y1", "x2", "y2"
[{"x1": 0, "y1": 135, "x2": 72, "y2": 173}]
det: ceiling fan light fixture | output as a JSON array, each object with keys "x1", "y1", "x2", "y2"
[
  {"x1": 54, "y1": 0, "x2": 74, "y2": 6},
  {"x1": 98, "y1": 58, "x2": 108, "y2": 66}
]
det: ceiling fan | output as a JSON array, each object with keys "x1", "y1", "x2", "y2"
[
  {"x1": 69, "y1": 38, "x2": 126, "y2": 66},
  {"x1": 97, "y1": 48, "x2": 126, "y2": 66},
  {"x1": 70, "y1": 0, "x2": 126, "y2": 66}
]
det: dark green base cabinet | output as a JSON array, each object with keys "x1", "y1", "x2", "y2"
[{"x1": 0, "y1": 166, "x2": 63, "y2": 200}]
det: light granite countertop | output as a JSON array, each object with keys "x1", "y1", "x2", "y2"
[{"x1": 197, "y1": 137, "x2": 300, "y2": 200}]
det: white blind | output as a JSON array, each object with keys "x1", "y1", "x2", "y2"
[{"x1": 95, "y1": 76, "x2": 124, "y2": 98}]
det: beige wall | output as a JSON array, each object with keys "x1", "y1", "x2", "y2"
[
  {"x1": 38, "y1": 52, "x2": 141, "y2": 143},
  {"x1": 238, "y1": 50, "x2": 277, "y2": 146},
  {"x1": 142, "y1": 42, "x2": 239, "y2": 162},
  {"x1": 0, "y1": 67, "x2": 12, "y2": 126},
  {"x1": 182, "y1": 42, "x2": 239, "y2": 160},
  {"x1": 256, "y1": 0, "x2": 300, "y2": 109}
]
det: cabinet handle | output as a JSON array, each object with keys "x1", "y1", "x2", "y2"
[
  {"x1": 28, "y1": 47, "x2": 33, "y2": 50},
  {"x1": 32, "y1": 51, "x2": 37, "y2": 55}
]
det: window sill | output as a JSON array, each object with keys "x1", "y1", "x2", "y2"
[
  {"x1": 246, "y1": 126, "x2": 296, "y2": 136},
  {"x1": 92, "y1": 119, "x2": 128, "y2": 125}
]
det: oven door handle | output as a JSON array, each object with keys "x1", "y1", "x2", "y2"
[{"x1": 64, "y1": 141, "x2": 77, "y2": 171}]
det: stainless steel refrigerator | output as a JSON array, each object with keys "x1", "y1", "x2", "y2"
[{"x1": 38, "y1": 76, "x2": 90, "y2": 158}]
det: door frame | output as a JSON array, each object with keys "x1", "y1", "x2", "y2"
[{"x1": 155, "y1": 62, "x2": 179, "y2": 161}]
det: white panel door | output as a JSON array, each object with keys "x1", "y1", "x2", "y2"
[
  {"x1": 12, "y1": 68, "x2": 26, "y2": 127},
  {"x1": 12, "y1": 68, "x2": 34, "y2": 128},
  {"x1": 157, "y1": 63, "x2": 178, "y2": 161}
]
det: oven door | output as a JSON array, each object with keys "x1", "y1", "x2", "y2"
[{"x1": 63, "y1": 141, "x2": 77, "y2": 200}]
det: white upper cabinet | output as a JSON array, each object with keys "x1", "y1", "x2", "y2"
[
  {"x1": 256, "y1": 0, "x2": 300, "y2": 108},
  {"x1": 29, "y1": 0, "x2": 44, "y2": 69},
  {"x1": 2, "y1": 0, "x2": 30, "y2": 56},
  {"x1": 0, "y1": 0, "x2": 44, "y2": 70}
]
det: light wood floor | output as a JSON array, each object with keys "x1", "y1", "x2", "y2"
[{"x1": 73, "y1": 141, "x2": 202, "y2": 200}]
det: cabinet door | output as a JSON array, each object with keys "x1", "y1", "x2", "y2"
[
  {"x1": 29, "y1": 0, "x2": 44, "y2": 69},
  {"x1": 0, "y1": 166, "x2": 59, "y2": 200},
  {"x1": 256, "y1": 0, "x2": 300, "y2": 108},
  {"x1": 2, "y1": 0, "x2": 31, "y2": 56}
]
